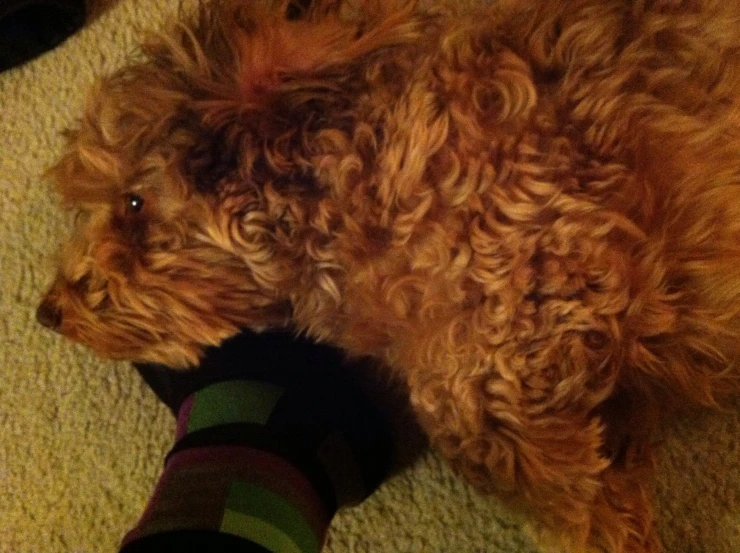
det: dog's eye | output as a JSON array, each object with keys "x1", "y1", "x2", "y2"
[{"x1": 124, "y1": 193, "x2": 144, "y2": 214}]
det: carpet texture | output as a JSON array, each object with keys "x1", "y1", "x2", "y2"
[{"x1": 1, "y1": 1, "x2": 739, "y2": 552}]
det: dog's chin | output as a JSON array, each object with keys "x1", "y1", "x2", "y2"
[
  {"x1": 86, "y1": 334, "x2": 206, "y2": 369},
  {"x1": 125, "y1": 341, "x2": 206, "y2": 369},
  {"x1": 50, "y1": 315, "x2": 209, "y2": 369}
]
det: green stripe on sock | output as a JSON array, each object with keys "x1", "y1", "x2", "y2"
[
  {"x1": 187, "y1": 380, "x2": 285, "y2": 434},
  {"x1": 222, "y1": 481, "x2": 321, "y2": 553},
  {"x1": 221, "y1": 511, "x2": 302, "y2": 553}
]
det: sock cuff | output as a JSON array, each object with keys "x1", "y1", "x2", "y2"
[{"x1": 122, "y1": 446, "x2": 330, "y2": 553}]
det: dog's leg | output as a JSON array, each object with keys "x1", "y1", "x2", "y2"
[
  {"x1": 582, "y1": 395, "x2": 663, "y2": 553},
  {"x1": 585, "y1": 450, "x2": 662, "y2": 553},
  {"x1": 407, "y1": 358, "x2": 661, "y2": 553}
]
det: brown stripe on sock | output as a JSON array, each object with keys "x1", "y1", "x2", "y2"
[
  {"x1": 124, "y1": 446, "x2": 331, "y2": 548},
  {"x1": 170, "y1": 447, "x2": 330, "y2": 537}
]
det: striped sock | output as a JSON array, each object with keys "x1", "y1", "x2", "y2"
[{"x1": 121, "y1": 378, "x2": 391, "y2": 553}]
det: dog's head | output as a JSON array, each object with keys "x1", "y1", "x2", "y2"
[
  {"x1": 36, "y1": 69, "x2": 294, "y2": 367},
  {"x1": 36, "y1": 0, "x2": 422, "y2": 366}
]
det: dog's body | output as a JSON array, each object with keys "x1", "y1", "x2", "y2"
[{"x1": 39, "y1": 0, "x2": 740, "y2": 551}]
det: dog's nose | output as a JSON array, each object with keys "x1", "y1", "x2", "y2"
[{"x1": 36, "y1": 301, "x2": 63, "y2": 330}]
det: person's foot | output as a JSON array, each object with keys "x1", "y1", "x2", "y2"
[
  {"x1": 134, "y1": 328, "x2": 393, "y2": 497},
  {"x1": 135, "y1": 329, "x2": 357, "y2": 414}
]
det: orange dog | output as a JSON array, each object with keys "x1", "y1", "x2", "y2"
[{"x1": 38, "y1": 1, "x2": 740, "y2": 551}]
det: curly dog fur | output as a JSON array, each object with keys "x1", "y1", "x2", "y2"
[{"x1": 38, "y1": 0, "x2": 740, "y2": 550}]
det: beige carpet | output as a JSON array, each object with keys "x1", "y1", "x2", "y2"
[{"x1": 1, "y1": 1, "x2": 739, "y2": 552}]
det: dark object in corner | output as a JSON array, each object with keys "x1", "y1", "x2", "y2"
[{"x1": 0, "y1": 0, "x2": 86, "y2": 72}]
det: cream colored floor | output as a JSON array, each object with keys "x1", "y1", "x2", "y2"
[{"x1": 1, "y1": 1, "x2": 739, "y2": 552}]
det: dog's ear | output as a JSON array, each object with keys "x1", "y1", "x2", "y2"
[
  {"x1": 234, "y1": 0, "x2": 423, "y2": 98},
  {"x1": 144, "y1": 0, "x2": 422, "y2": 105}
]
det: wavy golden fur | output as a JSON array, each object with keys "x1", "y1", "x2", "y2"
[{"x1": 38, "y1": 0, "x2": 740, "y2": 550}]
